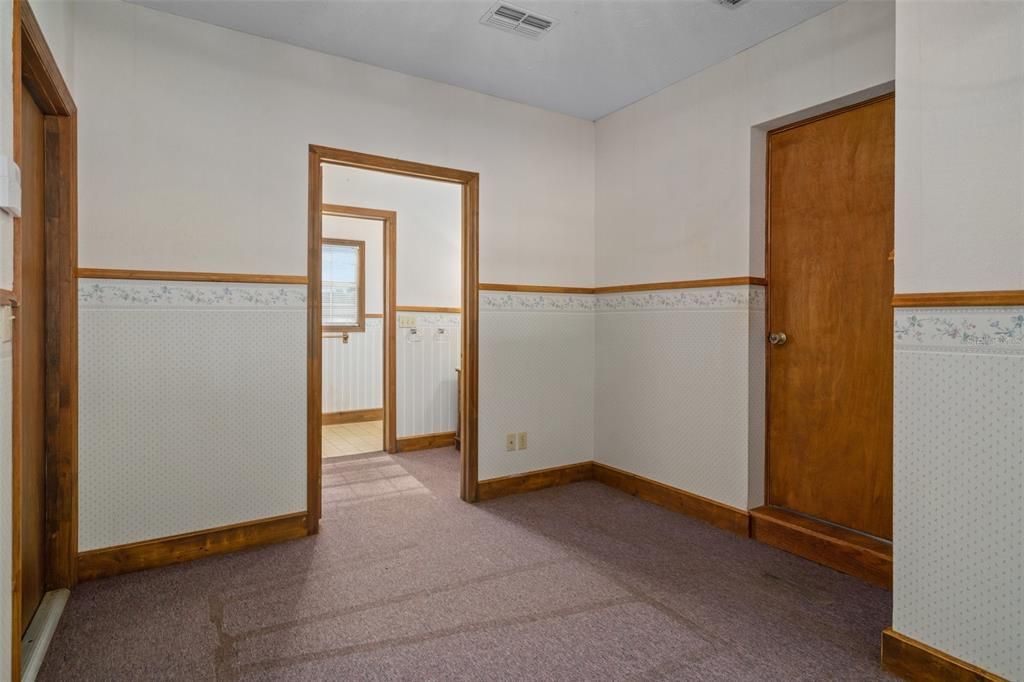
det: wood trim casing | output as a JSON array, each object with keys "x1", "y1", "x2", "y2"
[
  {"x1": 395, "y1": 431, "x2": 457, "y2": 453},
  {"x1": 76, "y1": 513, "x2": 309, "y2": 582},
  {"x1": 322, "y1": 408, "x2": 383, "y2": 425},
  {"x1": 593, "y1": 463, "x2": 750, "y2": 536},
  {"x1": 593, "y1": 276, "x2": 766, "y2": 294},
  {"x1": 881, "y1": 629, "x2": 1008, "y2": 682},
  {"x1": 479, "y1": 283, "x2": 596, "y2": 294},
  {"x1": 76, "y1": 268, "x2": 307, "y2": 285},
  {"x1": 13, "y1": 1, "x2": 79, "y2": 676},
  {"x1": 312, "y1": 149, "x2": 475, "y2": 528},
  {"x1": 892, "y1": 290, "x2": 1024, "y2": 308},
  {"x1": 477, "y1": 462, "x2": 594, "y2": 501},
  {"x1": 750, "y1": 506, "x2": 892, "y2": 589}
]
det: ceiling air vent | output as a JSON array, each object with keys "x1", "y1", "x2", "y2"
[{"x1": 481, "y1": 2, "x2": 557, "y2": 39}]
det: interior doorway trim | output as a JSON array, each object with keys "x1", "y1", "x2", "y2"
[
  {"x1": 319, "y1": 203, "x2": 398, "y2": 457},
  {"x1": 11, "y1": 0, "x2": 79, "y2": 676},
  {"x1": 308, "y1": 146, "x2": 479, "y2": 533}
]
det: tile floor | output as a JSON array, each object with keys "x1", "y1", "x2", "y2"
[{"x1": 322, "y1": 420, "x2": 384, "y2": 458}]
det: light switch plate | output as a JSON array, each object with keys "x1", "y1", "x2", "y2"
[
  {"x1": 398, "y1": 315, "x2": 417, "y2": 328},
  {"x1": 517, "y1": 432, "x2": 528, "y2": 450}
]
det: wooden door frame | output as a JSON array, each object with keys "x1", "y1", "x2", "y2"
[
  {"x1": 320, "y1": 204, "x2": 398, "y2": 455},
  {"x1": 308, "y1": 146, "x2": 479, "y2": 533},
  {"x1": 10, "y1": 0, "x2": 78, "y2": 677}
]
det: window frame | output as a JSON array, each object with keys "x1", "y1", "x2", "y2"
[{"x1": 321, "y1": 237, "x2": 366, "y2": 333}]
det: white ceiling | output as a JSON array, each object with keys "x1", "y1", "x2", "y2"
[{"x1": 126, "y1": 0, "x2": 844, "y2": 121}]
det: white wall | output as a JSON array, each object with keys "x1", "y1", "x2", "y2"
[
  {"x1": 73, "y1": 1, "x2": 595, "y2": 285},
  {"x1": 894, "y1": 1, "x2": 1024, "y2": 294},
  {"x1": 322, "y1": 165, "x2": 462, "y2": 309},
  {"x1": 71, "y1": 0, "x2": 595, "y2": 550},
  {"x1": 29, "y1": 0, "x2": 74, "y2": 93},
  {"x1": 893, "y1": 3, "x2": 1024, "y2": 678},
  {"x1": 593, "y1": 0, "x2": 895, "y2": 509},
  {"x1": 595, "y1": 0, "x2": 895, "y2": 286}
]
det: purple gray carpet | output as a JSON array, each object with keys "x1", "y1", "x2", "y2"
[{"x1": 40, "y1": 449, "x2": 893, "y2": 680}]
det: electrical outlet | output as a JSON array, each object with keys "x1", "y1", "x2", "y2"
[
  {"x1": 506, "y1": 433, "x2": 517, "y2": 451},
  {"x1": 517, "y1": 432, "x2": 528, "y2": 450}
]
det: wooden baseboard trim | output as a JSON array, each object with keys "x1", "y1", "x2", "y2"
[
  {"x1": 881, "y1": 629, "x2": 1008, "y2": 681},
  {"x1": 76, "y1": 267, "x2": 307, "y2": 285},
  {"x1": 593, "y1": 463, "x2": 749, "y2": 536},
  {"x1": 395, "y1": 431, "x2": 456, "y2": 453},
  {"x1": 323, "y1": 408, "x2": 384, "y2": 425},
  {"x1": 750, "y1": 505, "x2": 892, "y2": 589},
  {"x1": 76, "y1": 512, "x2": 308, "y2": 581},
  {"x1": 477, "y1": 461, "x2": 595, "y2": 501},
  {"x1": 892, "y1": 290, "x2": 1024, "y2": 307}
]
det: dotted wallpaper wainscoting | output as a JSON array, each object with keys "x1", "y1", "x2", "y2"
[
  {"x1": 893, "y1": 307, "x2": 1024, "y2": 680},
  {"x1": 479, "y1": 292, "x2": 595, "y2": 480},
  {"x1": 78, "y1": 280, "x2": 307, "y2": 551},
  {"x1": 594, "y1": 285, "x2": 765, "y2": 511},
  {"x1": 323, "y1": 318, "x2": 383, "y2": 413}
]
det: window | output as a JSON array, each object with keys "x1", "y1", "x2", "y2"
[{"x1": 322, "y1": 238, "x2": 365, "y2": 332}]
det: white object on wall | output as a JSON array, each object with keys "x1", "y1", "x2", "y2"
[{"x1": 0, "y1": 155, "x2": 21, "y2": 217}]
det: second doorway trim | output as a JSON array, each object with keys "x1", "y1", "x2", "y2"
[{"x1": 320, "y1": 203, "x2": 398, "y2": 456}]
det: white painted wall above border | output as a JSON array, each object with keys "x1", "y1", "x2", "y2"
[
  {"x1": 894, "y1": 1, "x2": 1024, "y2": 294},
  {"x1": 72, "y1": 0, "x2": 595, "y2": 286},
  {"x1": 594, "y1": 0, "x2": 896, "y2": 287}
]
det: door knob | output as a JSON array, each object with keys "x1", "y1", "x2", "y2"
[{"x1": 768, "y1": 331, "x2": 788, "y2": 346}]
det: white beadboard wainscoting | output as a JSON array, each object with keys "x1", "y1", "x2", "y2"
[
  {"x1": 396, "y1": 312, "x2": 461, "y2": 438},
  {"x1": 321, "y1": 312, "x2": 462, "y2": 438},
  {"x1": 78, "y1": 279, "x2": 307, "y2": 551},
  {"x1": 322, "y1": 318, "x2": 383, "y2": 413},
  {"x1": 594, "y1": 285, "x2": 766, "y2": 511},
  {"x1": 893, "y1": 307, "x2": 1024, "y2": 680}
]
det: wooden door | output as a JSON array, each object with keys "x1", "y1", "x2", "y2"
[
  {"x1": 19, "y1": 82, "x2": 47, "y2": 633},
  {"x1": 766, "y1": 95, "x2": 894, "y2": 540}
]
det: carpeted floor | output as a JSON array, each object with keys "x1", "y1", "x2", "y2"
[{"x1": 39, "y1": 448, "x2": 894, "y2": 680}]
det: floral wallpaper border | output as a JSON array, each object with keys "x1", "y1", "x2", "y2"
[
  {"x1": 597, "y1": 286, "x2": 764, "y2": 312},
  {"x1": 79, "y1": 279, "x2": 307, "y2": 309},
  {"x1": 480, "y1": 292, "x2": 596, "y2": 313},
  {"x1": 480, "y1": 286, "x2": 765, "y2": 313},
  {"x1": 894, "y1": 308, "x2": 1024, "y2": 354}
]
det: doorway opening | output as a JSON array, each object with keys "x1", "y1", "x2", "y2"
[
  {"x1": 320, "y1": 205, "x2": 397, "y2": 458},
  {"x1": 307, "y1": 146, "x2": 479, "y2": 533}
]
